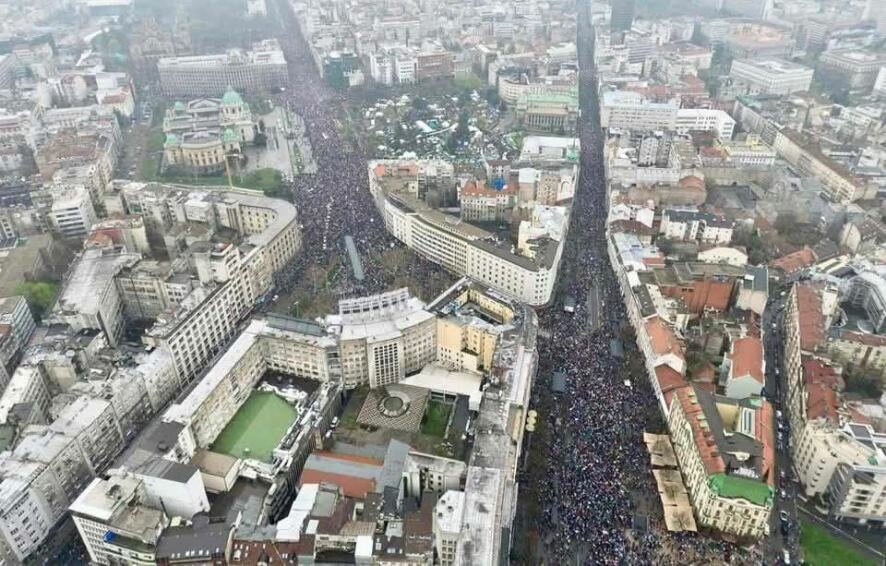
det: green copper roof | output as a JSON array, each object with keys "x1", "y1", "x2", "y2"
[
  {"x1": 163, "y1": 133, "x2": 180, "y2": 147},
  {"x1": 222, "y1": 128, "x2": 239, "y2": 143},
  {"x1": 708, "y1": 473, "x2": 773, "y2": 507},
  {"x1": 222, "y1": 88, "x2": 243, "y2": 106},
  {"x1": 173, "y1": 101, "x2": 186, "y2": 112}
]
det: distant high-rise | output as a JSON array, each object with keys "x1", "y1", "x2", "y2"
[
  {"x1": 867, "y1": 0, "x2": 886, "y2": 33},
  {"x1": 610, "y1": 0, "x2": 635, "y2": 32}
]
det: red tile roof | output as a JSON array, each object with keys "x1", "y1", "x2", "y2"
[
  {"x1": 656, "y1": 364, "x2": 687, "y2": 408},
  {"x1": 796, "y1": 284, "x2": 825, "y2": 352},
  {"x1": 461, "y1": 179, "x2": 514, "y2": 196},
  {"x1": 673, "y1": 386, "x2": 725, "y2": 475},
  {"x1": 645, "y1": 317, "x2": 685, "y2": 361},
  {"x1": 803, "y1": 358, "x2": 841, "y2": 423},
  {"x1": 730, "y1": 336, "x2": 764, "y2": 384},
  {"x1": 758, "y1": 399, "x2": 776, "y2": 486},
  {"x1": 298, "y1": 470, "x2": 375, "y2": 499},
  {"x1": 839, "y1": 330, "x2": 886, "y2": 347},
  {"x1": 770, "y1": 247, "x2": 817, "y2": 274}
]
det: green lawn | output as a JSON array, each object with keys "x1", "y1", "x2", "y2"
[
  {"x1": 800, "y1": 519, "x2": 879, "y2": 566},
  {"x1": 158, "y1": 168, "x2": 283, "y2": 194},
  {"x1": 421, "y1": 401, "x2": 452, "y2": 438},
  {"x1": 138, "y1": 129, "x2": 167, "y2": 181},
  {"x1": 210, "y1": 391, "x2": 298, "y2": 462}
]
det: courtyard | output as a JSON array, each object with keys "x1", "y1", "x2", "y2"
[{"x1": 210, "y1": 391, "x2": 299, "y2": 463}]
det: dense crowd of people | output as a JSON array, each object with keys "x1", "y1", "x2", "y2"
[
  {"x1": 264, "y1": 3, "x2": 451, "y2": 303},
  {"x1": 268, "y1": 1, "x2": 761, "y2": 563},
  {"x1": 527, "y1": 7, "x2": 760, "y2": 565}
]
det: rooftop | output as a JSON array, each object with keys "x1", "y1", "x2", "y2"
[{"x1": 54, "y1": 249, "x2": 141, "y2": 318}]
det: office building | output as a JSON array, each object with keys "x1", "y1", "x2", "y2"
[
  {"x1": 610, "y1": 0, "x2": 635, "y2": 32},
  {"x1": 675, "y1": 109, "x2": 736, "y2": 140},
  {"x1": 70, "y1": 473, "x2": 167, "y2": 566},
  {"x1": 158, "y1": 40, "x2": 287, "y2": 97},
  {"x1": 48, "y1": 186, "x2": 98, "y2": 238},
  {"x1": 600, "y1": 90, "x2": 679, "y2": 131},
  {"x1": 818, "y1": 49, "x2": 886, "y2": 91},
  {"x1": 730, "y1": 59, "x2": 814, "y2": 95}
]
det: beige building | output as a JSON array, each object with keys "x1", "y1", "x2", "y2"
[
  {"x1": 163, "y1": 88, "x2": 256, "y2": 176},
  {"x1": 163, "y1": 128, "x2": 242, "y2": 175},
  {"x1": 773, "y1": 129, "x2": 869, "y2": 203},
  {"x1": 668, "y1": 385, "x2": 774, "y2": 538},
  {"x1": 828, "y1": 331, "x2": 886, "y2": 382}
]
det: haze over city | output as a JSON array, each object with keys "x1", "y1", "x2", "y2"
[{"x1": 0, "y1": 0, "x2": 882, "y2": 564}]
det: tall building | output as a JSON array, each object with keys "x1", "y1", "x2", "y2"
[
  {"x1": 867, "y1": 0, "x2": 886, "y2": 34},
  {"x1": 158, "y1": 40, "x2": 287, "y2": 97},
  {"x1": 729, "y1": 59, "x2": 814, "y2": 95},
  {"x1": 610, "y1": 0, "x2": 635, "y2": 32},
  {"x1": 722, "y1": 0, "x2": 772, "y2": 20},
  {"x1": 70, "y1": 474, "x2": 167, "y2": 566},
  {"x1": 48, "y1": 186, "x2": 97, "y2": 238}
]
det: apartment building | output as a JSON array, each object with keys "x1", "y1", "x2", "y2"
[
  {"x1": 51, "y1": 249, "x2": 141, "y2": 347},
  {"x1": 773, "y1": 129, "x2": 868, "y2": 203},
  {"x1": 48, "y1": 186, "x2": 97, "y2": 238},
  {"x1": 70, "y1": 474, "x2": 166, "y2": 565},
  {"x1": 829, "y1": 331, "x2": 886, "y2": 380},
  {"x1": 729, "y1": 59, "x2": 814, "y2": 95},
  {"x1": 0, "y1": 428, "x2": 95, "y2": 562},
  {"x1": 668, "y1": 385, "x2": 774, "y2": 538},
  {"x1": 369, "y1": 155, "x2": 571, "y2": 307},
  {"x1": 158, "y1": 40, "x2": 288, "y2": 97},
  {"x1": 131, "y1": 188, "x2": 300, "y2": 383},
  {"x1": 433, "y1": 490, "x2": 465, "y2": 566},
  {"x1": 0, "y1": 365, "x2": 51, "y2": 425},
  {"x1": 659, "y1": 209, "x2": 734, "y2": 244},
  {"x1": 0, "y1": 296, "x2": 35, "y2": 372},
  {"x1": 50, "y1": 397, "x2": 125, "y2": 475},
  {"x1": 844, "y1": 271, "x2": 886, "y2": 334}
]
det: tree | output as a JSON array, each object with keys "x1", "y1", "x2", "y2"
[
  {"x1": 15, "y1": 281, "x2": 58, "y2": 321},
  {"x1": 253, "y1": 132, "x2": 268, "y2": 147}
]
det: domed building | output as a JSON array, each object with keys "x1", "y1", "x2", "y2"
[{"x1": 162, "y1": 87, "x2": 255, "y2": 174}]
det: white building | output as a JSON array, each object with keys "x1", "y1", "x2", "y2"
[
  {"x1": 697, "y1": 246, "x2": 748, "y2": 267},
  {"x1": 368, "y1": 151, "x2": 573, "y2": 306},
  {"x1": 600, "y1": 90, "x2": 679, "y2": 131},
  {"x1": 49, "y1": 186, "x2": 97, "y2": 237},
  {"x1": 158, "y1": 40, "x2": 288, "y2": 97},
  {"x1": 70, "y1": 474, "x2": 166, "y2": 566},
  {"x1": 0, "y1": 296, "x2": 36, "y2": 371},
  {"x1": 675, "y1": 108, "x2": 736, "y2": 140},
  {"x1": 433, "y1": 490, "x2": 465, "y2": 566},
  {"x1": 660, "y1": 209, "x2": 734, "y2": 244},
  {"x1": 730, "y1": 59, "x2": 814, "y2": 95},
  {"x1": 50, "y1": 249, "x2": 141, "y2": 347}
]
